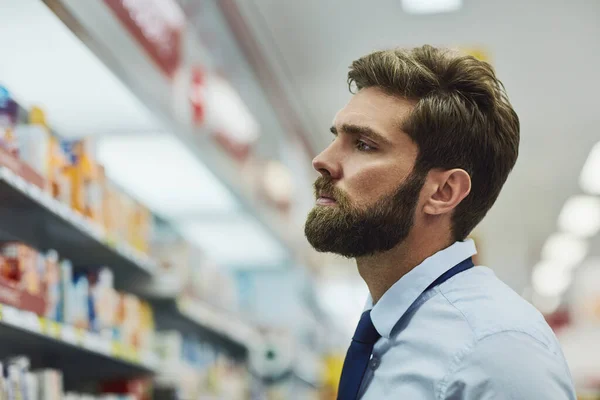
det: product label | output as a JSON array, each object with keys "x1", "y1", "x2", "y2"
[
  {"x1": 103, "y1": 0, "x2": 185, "y2": 78},
  {"x1": 43, "y1": 319, "x2": 61, "y2": 339}
]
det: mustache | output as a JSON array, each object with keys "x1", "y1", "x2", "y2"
[{"x1": 313, "y1": 177, "x2": 349, "y2": 203}]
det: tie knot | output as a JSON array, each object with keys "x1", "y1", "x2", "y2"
[{"x1": 353, "y1": 311, "x2": 381, "y2": 344}]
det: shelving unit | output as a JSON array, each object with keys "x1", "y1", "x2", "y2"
[
  {"x1": 148, "y1": 295, "x2": 260, "y2": 360},
  {"x1": 0, "y1": 166, "x2": 156, "y2": 290},
  {"x1": 176, "y1": 297, "x2": 261, "y2": 351},
  {"x1": 0, "y1": 304, "x2": 158, "y2": 382},
  {"x1": 0, "y1": 163, "x2": 262, "y2": 349}
]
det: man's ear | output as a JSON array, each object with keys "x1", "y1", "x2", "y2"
[{"x1": 423, "y1": 169, "x2": 471, "y2": 216}]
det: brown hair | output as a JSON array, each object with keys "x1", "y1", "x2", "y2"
[{"x1": 348, "y1": 45, "x2": 520, "y2": 241}]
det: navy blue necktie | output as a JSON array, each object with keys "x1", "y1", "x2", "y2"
[
  {"x1": 336, "y1": 257, "x2": 475, "y2": 399},
  {"x1": 337, "y1": 310, "x2": 381, "y2": 400}
]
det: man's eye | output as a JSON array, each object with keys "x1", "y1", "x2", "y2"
[{"x1": 356, "y1": 140, "x2": 375, "y2": 152}]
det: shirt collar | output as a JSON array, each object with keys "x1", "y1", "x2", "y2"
[{"x1": 364, "y1": 239, "x2": 477, "y2": 339}]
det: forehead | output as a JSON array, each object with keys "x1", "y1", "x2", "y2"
[{"x1": 333, "y1": 87, "x2": 415, "y2": 140}]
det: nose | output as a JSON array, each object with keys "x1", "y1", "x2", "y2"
[{"x1": 312, "y1": 144, "x2": 342, "y2": 179}]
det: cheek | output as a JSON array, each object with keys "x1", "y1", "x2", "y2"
[{"x1": 342, "y1": 159, "x2": 408, "y2": 206}]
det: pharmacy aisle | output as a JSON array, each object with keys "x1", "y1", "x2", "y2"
[{"x1": 0, "y1": 0, "x2": 326, "y2": 399}]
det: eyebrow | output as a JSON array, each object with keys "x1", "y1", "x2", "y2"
[{"x1": 330, "y1": 124, "x2": 392, "y2": 147}]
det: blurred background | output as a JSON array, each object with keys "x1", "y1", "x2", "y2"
[{"x1": 0, "y1": 0, "x2": 598, "y2": 399}]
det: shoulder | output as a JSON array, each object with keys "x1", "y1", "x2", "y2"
[
  {"x1": 437, "y1": 266, "x2": 558, "y2": 348},
  {"x1": 431, "y1": 266, "x2": 575, "y2": 399},
  {"x1": 438, "y1": 331, "x2": 575, "y2": 399}
]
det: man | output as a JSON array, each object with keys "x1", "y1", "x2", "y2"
[{"x1": 304, "y1": 45, "x2": 575, "y2": 399}]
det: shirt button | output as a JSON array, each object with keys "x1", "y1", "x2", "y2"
[{"x1": 370, "y1": 357, "x2": 381, "y2": 370}]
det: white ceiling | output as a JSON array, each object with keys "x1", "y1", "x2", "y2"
[{"x1": 236, "y1": 0, "x2": 600, "y2": 292}]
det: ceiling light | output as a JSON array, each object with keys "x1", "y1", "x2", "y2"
[
  {"x1": 97, "y1": 133, "x2": 239, "y2": 218},
  {"x1": 532, "y1": 260, "x2": 572, "y2": 297},
  {"x1": 580, "y1": 142, "x2": 600, "y2": 195},
  {"x1": 541, "y1": 233, "x2": 588, "y2": 271},
  {"x1": 401, "y1": 0, "x2": 462, "y2": 15},
  {"x1": 558, "y1": 195, "x2": 600, "y2": 238},
  {"x1": 177, "y1": 217, "x2": 288, "y2": 267}
]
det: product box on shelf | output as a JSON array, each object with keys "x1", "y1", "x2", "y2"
[
  {"x1": 0, "y1": 242, "x2": 47, "y2": 315},
  {"x1": 71, "y1": 272, "x2": 90, "y2": 330},
  {"x1": 114, "y1": 293, "x2": 154, "y2": 352},
  {"x1": 0, "y1": 85, "x2": 19, "y2": 157},
  {"x1": 0, "y1": 86, "x2": 45, "y2": 188},
  {"x1": 129, "y1": 202, "x2": 151, "y2": 255},
  {"x1": 154, "y1": 330, "x2": 251, "y2": 399},
  {"x1": 101, "y1": 378, "x2": 152, "y2": 400},
  {"x1": 59, "y1": 139, "x2": 85, "y2": 214},
  {"x1": 151, "y1": 236, "x2": 191, "y2": 284},
  {"x1": 48, "y1": 134, "x2": 69, "y2": 202},
  {"x1": 44, "y1": 250, "x2": 61, "y2": 321},
  {"x1": 17, "y1": 106, "x2": 51, "y2": 179},
  {"x1": 84, "y1": 160, "x2": 105, "y2": 226},
  {"x1": 88, "y1": 268, "x2": 118, "y2": 338},
  {"x1": 58, "y1": 259, "x2": 74, "y2": 325},
  {"x1": 0, "y1": 354, "x2": 151, "y2": 400}
]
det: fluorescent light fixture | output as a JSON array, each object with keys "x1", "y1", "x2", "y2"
[
  {"x1": 178, "y1": 217, "x2": 288, "y2": 267},
  {"x1": 0, "y1": 0, "x2": 156, "y2": 137},
  {"x1": 97, "y1": 133, "x2": 239, "y2": 217},
  {"x1": 401, "y1": 0, "x2": 462, "y2": 14},
  {"x1": 558, "y1": 195, "x2": 600, "y2": 238},
  {"x1": 580, "y1": 141, "x2": 600, "y2": 195},
  {"x1": 532, "y1": 260, "x2": 572, "y2": 297},
  {"x1": 541, "y1": 233, "x2": 588, "y2": 270}
]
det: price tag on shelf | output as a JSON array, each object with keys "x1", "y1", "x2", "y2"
[
  {"x1": 111, "y1": 341, "x2": 123, "y2": 359},
  {"x1": 1, "y1": 306, "x2": 35, "y2": 330},
  {"x1": 73, "y1": 213, "x2": 91, "y2": 233},
  {"x1": 37, "y1": 190, "x2": 54, "y2": 209},
  {"x1": 61, "y1": 325, "x2": 80, "y2": 346},
  {"x1": 46, "y1": 320, "x2": 61, "y2": 339},
  {"x1": 24, "y1": 312, "x2": 42, "y2": 333},
  {"x1": 4, "y1": 309, "x2": 41, "y2": 333},
  {"x1": 13, "y1": 175, "x2": 27, "y2": 193},
  {"x1": 122, "y1": 345, "x2": 140, "y2": 363},
  {"x1": 55, "y1": 203, "x2": 71, "y2": 221},
  {"x1": 82, "y1": 332, "x2": 112, "y2": 355},
  {"x1": 1, "y1": 305, "x2": 19, "y2": 325},
  {"x1": 88, "y1": 223, "x2": 105, "y2": 242},
  {"x1": 25, "y1": 182, "x2": 38, "y2": 199},
  {"x1": 2, "y1": 169, "x2": 16, "y2": 186},
  {"x1": 105, "y1": 235, "x2": 118, "y2": 249},
  {"x1": 140, "y1": 351, "x2": 160, "y2": 370}
]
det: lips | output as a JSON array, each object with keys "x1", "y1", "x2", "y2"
[{"x1": 316, "y1": 192, "x2": 337, "y2": 206}]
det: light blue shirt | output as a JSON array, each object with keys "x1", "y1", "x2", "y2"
[{"x1": 359, "y1": 240, "x2": 576, "y2": 399}]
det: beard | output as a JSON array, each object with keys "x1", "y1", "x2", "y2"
[{"x1": 304, "y1": 170, "x2": 426, "y2": 258}]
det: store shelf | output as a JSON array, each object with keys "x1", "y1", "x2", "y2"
[
  {"x1": 154, "y1": 360, "x2": 199, "y2": 388},
  {"x1": 176, "y1": 297, "x2": 261, "y2": 351},
  {"x1": 0, "y1": 304, "x2": 158, "y2": 382},
  {"x1": 152, "y1": 296, "x2": 261, "y2": 358},
  {"x1": 0, "y1": 167, "x2": 157, "y2": 289}
]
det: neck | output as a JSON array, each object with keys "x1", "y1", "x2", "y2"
[{"x1": 356, "y1": 229, "x2": 453, "y2": 304}]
